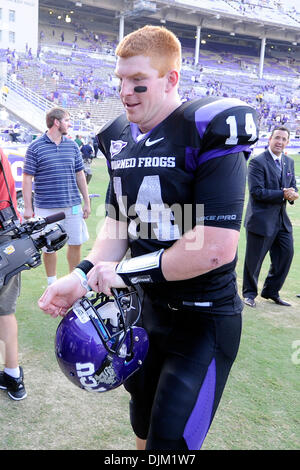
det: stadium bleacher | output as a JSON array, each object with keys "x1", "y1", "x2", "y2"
[{"x1": 0, "y1": 0, "x2": 299, "y2": 143}]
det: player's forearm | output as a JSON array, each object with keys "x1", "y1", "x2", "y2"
[{"x1": 161, "y1": 225, "x2": 240, "y2": 281}]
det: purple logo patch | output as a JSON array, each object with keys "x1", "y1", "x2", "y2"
[{"x1": 110, "y1": 140, "x2": 127, "y2": 158}]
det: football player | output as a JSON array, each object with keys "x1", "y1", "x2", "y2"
[{"x1": 38, "y1": 25, "x2": 259, "y2": 450}]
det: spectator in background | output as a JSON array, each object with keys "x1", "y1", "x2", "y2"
[
  {"x1": 80, "y1": 139, "x2": 94, "y2": 160},
  {"x1": 9, "y1": 127, "x2": 20, "y2": 143},
  {"x1": 85, "y1": 111, "x2": 91, "y2": 126},
  {"x1": 78, "y1": 88, "x2": 85, "y2": 101},
  {"x1": 22, "y1": 107, "x2": 91, "y2": 286},
  {"x1": 75, "y1": 134, "x2": 83, "y2": 148},
  {"x1": 61, "y1": 92, "x2": 68, "y2": 108},
  {"x1": 243, "y1": 126, "x2": 298, "y2": 308},
  {"x1": 80, "y1": 139, "x2": 94, "y2": 184},
  {"x1": 1, "y1": 84, "x2": 9, "y2": 102},
  {"x1": 92, "y1": 135, "x2": 99, "y2": 157},
  {"x1": 77, "y1": 110, "x2": 85, "y2": 121},
  {"x1": 93, "y1": 87, "x2": 99, "y2": 102}
]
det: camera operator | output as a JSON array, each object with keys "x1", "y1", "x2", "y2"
[{"x1": 0, "y1": 148, "x2": 27, "y2": 400}]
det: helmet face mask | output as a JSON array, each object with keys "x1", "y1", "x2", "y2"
[{"x1": 55, "y1": 288, "x2": 149, "y2": 392}]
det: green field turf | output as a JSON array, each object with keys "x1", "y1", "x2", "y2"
[{"x1": 0, "y1": 154, "x2": 299, "y2": 450}]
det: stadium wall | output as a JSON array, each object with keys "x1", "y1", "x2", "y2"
[{"x1": 0, "y1": 0, "x2": 38, "y2": 54}]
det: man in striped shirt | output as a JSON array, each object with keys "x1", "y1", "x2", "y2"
[{"x1": 22, "y1": 107, "x2": 90, "y2": 285}]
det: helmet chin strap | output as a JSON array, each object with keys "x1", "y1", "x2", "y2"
[{"x1": 94, "y1": 353, "x2": 114, "y2": 380}]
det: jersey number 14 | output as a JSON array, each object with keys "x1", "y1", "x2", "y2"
[{"x1": 225, "y1": 113, "x2": 257, "y2": 145}]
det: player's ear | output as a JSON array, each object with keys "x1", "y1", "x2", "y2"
[{"x1": 165, "y1": 70, "x2": 179, "y2": 92}]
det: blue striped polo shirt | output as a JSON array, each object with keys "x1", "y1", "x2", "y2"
[{"x1": 23, "y1": 133, "x2": 84, "y2": 208}]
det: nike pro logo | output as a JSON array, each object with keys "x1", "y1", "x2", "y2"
[{"x1": 145, "y1": 137, "x2": 165, "y2": 146}]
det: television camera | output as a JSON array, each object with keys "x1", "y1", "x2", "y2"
[{"x1": 0, "y1": 207, "x2": 68, "y2": 288}]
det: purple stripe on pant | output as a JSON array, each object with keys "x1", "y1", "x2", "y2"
[{"x1": 183, "y1": 358, "x2": 216, "y2": 450}]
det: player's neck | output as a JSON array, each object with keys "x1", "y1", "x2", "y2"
[{"x1": 140, "y1": 96, "x2": 182, "y2": 133}]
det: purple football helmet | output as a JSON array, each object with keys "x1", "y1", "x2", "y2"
[{"x1": 55, "y1": 288, "x2": 149, "y2": 392}]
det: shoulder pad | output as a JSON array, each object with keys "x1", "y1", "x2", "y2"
[
  {"x1": 96, "y1": 113, "x2": 129, "y2": 157},
  {"x1": 165, "y1": 98, "x2": 218, "y2": 147},
  {"x1": 194, "y1": 97, "x2": 259, "y2": 152}
]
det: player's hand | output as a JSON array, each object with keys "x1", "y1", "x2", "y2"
[
  {"x1": 38, "y1": 274, "x2": 87, "y2": 318},
  {"x1": 87, "y1": 261, "x2": 126, "y2": 296}
]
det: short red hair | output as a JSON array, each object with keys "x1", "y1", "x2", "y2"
[{"x1": 116, "y1": 25, "x2": 181, "y2": 77}]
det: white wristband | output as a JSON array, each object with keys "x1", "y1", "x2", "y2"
[{"x1": 72, "y1": 268, "x2": 91, "y2": 291}]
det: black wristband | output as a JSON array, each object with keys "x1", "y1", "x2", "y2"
[
  {"x1": 116, "y1": 249, "x2": 166, "y2": 286},
  {"x1": 76, "y1": 260, "x2": 94, "y2": 275}
]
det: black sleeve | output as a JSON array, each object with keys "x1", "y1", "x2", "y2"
[{"x1": 193, "y1": 152, "x2": 247, "y2": 230}]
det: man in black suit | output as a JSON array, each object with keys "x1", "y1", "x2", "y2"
[{"x1": 243, "y1": 126, "x2": 298, "y2": 308}]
